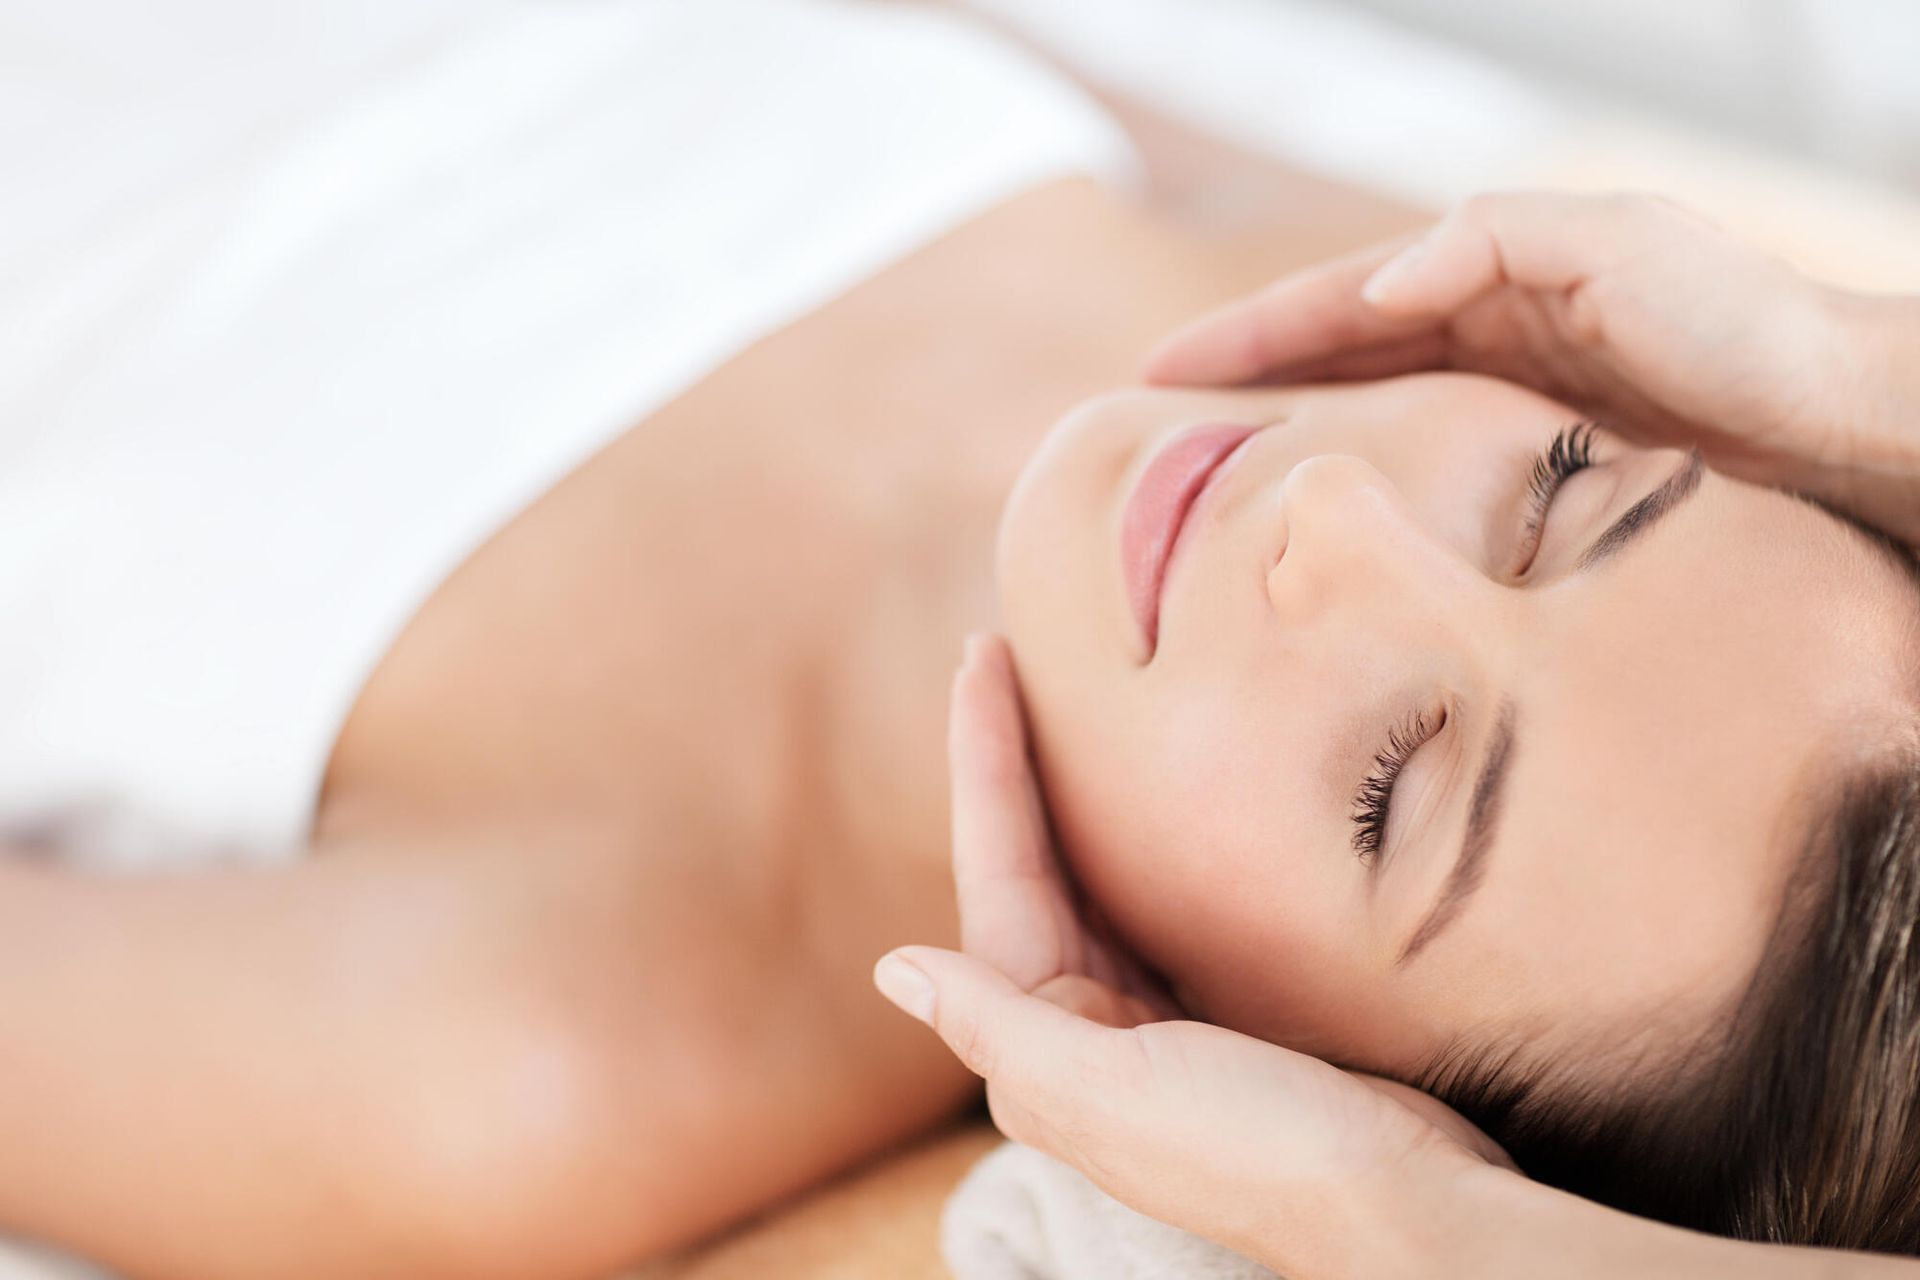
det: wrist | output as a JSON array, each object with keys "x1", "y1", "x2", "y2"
[
  {"x1": 1405, "y1": 1165, "x2": 1681, "y2": 1280},
  {"x1": 1787, "y1": 288, "x2": 1920, "y2": 546},
  {"x1": 1411, "y1": 1163, "x2": 1880, "y2": 1280},
  {"x1": 1830, "y1": 290, "x2": 1920, "y2": 471},
  {"x1": 1275, "y1": 1156, "x2": 1537, "y2": 1280},
  {"x1": 1400, "y1": 1162, "x2": 1549, "y2": 1279},
  {"x1": 1248, "y1": 1155, "x2": 1776, "y2": 1280},
  {"x1": 1227, "y1": 1157, "x2": 1472, "y2": 1280}
]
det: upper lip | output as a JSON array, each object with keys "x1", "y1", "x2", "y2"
[{"x1": 1119, "y1": 422, "x2": 1262, "y2": 658}]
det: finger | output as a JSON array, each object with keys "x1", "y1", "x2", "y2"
[
  {"x1": 949, "y1": 634, "x2": 1080, "y2": 988},
  {"x1": 873, "y1": 945, "x2": 1135, "y2": 1146},
  {"x1": 1351, "y1": 1072, "x2": 1520, "y2": 1173},
  {"x1": 949, "y1": 635, "x2": 1181, "y2": 1015},
  {"x1": 1075, "y1": 885, "x2": 1186, "y2": 1019},
  {"x1": 1257, "y1": 331, "x2": 1455, "y2": 385},
  {"x1": 1358, "y1": 188, "x2": 1681, "y2": 318},
  {"x1": 1146, "y1": 190, "x2": 1700, "y2": 388},
  {"x1": 1031, "y1": 971, "x2": 1161, "y2": 1029},
  {"x1": 1141, "y1": 233, "x2": 1431, "y2": 386}
]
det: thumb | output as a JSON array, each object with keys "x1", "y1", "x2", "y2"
[
  {"x1": 1030, "y1": 971, "x2": 1161, "y2": 1029},
  {"x1": 873, "y1": 945, "x2": 1147, "y2": 1155},
  {"x1": 879, "y1": 948, "x2": 1136, "y2": 1105},
  {"x1": 873, "y1": 945, "x2": 1113, "y2": 1086}
]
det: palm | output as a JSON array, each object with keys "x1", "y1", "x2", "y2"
[
  {"x1": 1146, "y1": 194, "x2": 1857, "y2": 495},
  {"x1": 919, "y1": 632, "x2": 1513, "y2": 1275},
  {"x1": 995, "y1": 1009, "x2": 1508, "y2": 1270},
  {"x1": 1101, "y1": 1016, "x2": 1507, "y2": 1193},
  {"x1": 1437, "y1": 271, "x2": 1834, "y2": 486},
  {"x1": 946, "y1": 636, "x2": 1504, "y2": 1162}
]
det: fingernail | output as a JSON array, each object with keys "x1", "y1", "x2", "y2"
[
  {"x1": 874, "y1": 953, "x2": 936, "y2": 1024},
  {"x1": 1361, "y1": 240, "x2": 1427, "y2": 306},
  {"x1": 962, "y1": 631, "x2": 990, "y2": 666}
]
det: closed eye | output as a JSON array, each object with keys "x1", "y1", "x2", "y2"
[
  {"x1": 1350, "y1": 705, "x2": 1443, "y2": 865},
  {"x1": 1351, "y1": 422, "x2": 1600, "y2": 865},
  {"x1": 1514, "y1": 421, "x2": 1600, "y2": 578}
]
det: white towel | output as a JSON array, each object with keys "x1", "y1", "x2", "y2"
[
  {"x1": 942, "y1": 1140, "x2": 1282, "y2": 1280},
  {"x1": 0, "y1": 1243, "x2": 107, "y2": 1280}
]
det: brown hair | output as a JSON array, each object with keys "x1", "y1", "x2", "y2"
[
  {"x1": 1419, "y1": 728, "x2": 1920, "y2": 1251},
  {"x1": 1420, "y1": 752, "x2": 1920, "y2": 1251},
  {"x1": 1410, "y1": 489, "x2": 1920, "y2": 1250}
]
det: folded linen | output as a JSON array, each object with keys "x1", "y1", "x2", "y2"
[{"x1": 942, "y1": 1139, "x2": 1281, "y2": 1280}]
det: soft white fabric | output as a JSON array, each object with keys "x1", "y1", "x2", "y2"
[
  {"x1": 943, "y1": 1139, "x2": 1281, "y2": 1280},
  {"x1": 0, "y1": 0, "x2": 1140, "y2": 873},
  {"x1": 0, "y1": 1245, "x2": 105, "y2": 1280},
  {"x1": 961, "y1": 0, "x2": 1561, "y2": 207}
]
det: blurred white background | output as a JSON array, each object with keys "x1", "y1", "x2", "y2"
[
  {"x1": 1346, "y1": 0, "x2": 1920, "y2": 182},
  {"x1": 963, "y1": 0, "x2": 1920, "y2": 288}
]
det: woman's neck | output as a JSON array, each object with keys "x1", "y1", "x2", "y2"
[
  {"x1": 700, "y1": 171, "x2": 1427, "y2": 909},
  {"x1": 319, "y1": 170, "x2": 1423, "y2": 944}
]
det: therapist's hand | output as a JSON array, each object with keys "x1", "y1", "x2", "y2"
[
  {"x1": 873, "y1": 633, "x2": 1514, "y2": 1280},
  {"x1": 1143, "y1": 190, "x2": 1920, "y2": 544}
]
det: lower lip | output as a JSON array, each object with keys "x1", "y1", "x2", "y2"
[{"x1": 1120, "y1": 422, "x2": 1261, "y2": 657}]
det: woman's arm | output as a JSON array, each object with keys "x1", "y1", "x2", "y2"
[
  {"x1": 0, "y1": 826, "x2": 878, "y2": 1280},
  {"x1": 1821, "y1": 292, "x2": 1920, "y2": 550},
  {"x1": 0, "y1": 816, "x2": 982, "y2": 1280},
  {"x1": 1425, "y1": 1165, "x2": 1920, "y2": 1280},
  {"x1": 0, "y1": 841, "x2": 624, "y2": 1280}
]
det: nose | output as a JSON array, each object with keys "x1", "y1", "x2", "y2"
[{"x1": 1264, "y1": 454, "x2": 1488, "y2": 635}]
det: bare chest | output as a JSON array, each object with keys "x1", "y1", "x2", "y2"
[
  {"x1": 311, "y1": 183, "x2": 1183, "y2": 899},
  {"x1": 312, "y1": 168, "x2": 1422, "y2": 928}
]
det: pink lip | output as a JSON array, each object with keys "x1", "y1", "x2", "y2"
[{"x1": 1120, "y1": 422, "x2": 1261, "y2": 657}]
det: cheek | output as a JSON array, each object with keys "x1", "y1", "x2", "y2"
[
  {"x1": 996, "y1": 443, "x2": 1094, "y2": 667},
  {"x1": 1032, "y1": 680, "x2": 1362, "y2": 1027}
]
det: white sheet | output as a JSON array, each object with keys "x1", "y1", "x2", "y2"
[
  {"x1": 0, "y1": 2, "x2": 1137, "y2": 1270},
  {"x1": 943, "y1": 1139, "x2": 1278, "y2": 1280},
  {"x1": 0, "y1": 0, "x2": 1137, "y2": 876}
]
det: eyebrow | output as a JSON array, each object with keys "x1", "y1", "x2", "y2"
[
  {"x1": 1397, "y1": 700, "x2": 1514, "y2": 965},
  {"x1": 1395, "y1": 450, "x2": 1709, "y2": 966},
  {"x1": 1573, "y1": 450, "x2": 1706, "y2": 572}
]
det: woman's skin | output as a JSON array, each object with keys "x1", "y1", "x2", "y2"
[
  {"x1": 882, "y1": 635, "x2": 1920, "y2": 1279},
  {"x1": 1, "y1": 26, "x2": 1909, "y2": 1267},
  {"x1": 1147, "y1": 190, "x2": 1920, "y2": 548},
  {"x1": 994, "y1": 372, "x2": 1915, "y2": 1084},
  {"x1": 879, "y1": 191, "x2": 1920, "y2": 1278},
  {"x1": 0, "y1": 97, "x2": 1428, "y2": 1280}
]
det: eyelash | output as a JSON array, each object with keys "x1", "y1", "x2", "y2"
[
  {"x1": 1516, "y1": 420, "x2": 1600, "y2": 575},
  {"x1": 1350, "y1": 706, "x2": 1442, "y2": 864},
  {"x1": 1347, "y1": 423, "x2": 1599, "y2": 864}
]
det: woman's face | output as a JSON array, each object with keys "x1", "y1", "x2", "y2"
[{"x1": 996, "y1": 373, "x2": 1914, "y2": 1080}]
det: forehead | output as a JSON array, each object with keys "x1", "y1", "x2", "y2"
[
  {"x1": 1439, "y1": 470, "x2": 1913, "y2": 1034},
  {"x1": 1301, "y1": 372, "x2": 1578, "y2": 439}
]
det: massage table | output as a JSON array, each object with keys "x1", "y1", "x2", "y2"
[{"x1": 609, "y1": 2, "x2": 1920, "y2": 1275}]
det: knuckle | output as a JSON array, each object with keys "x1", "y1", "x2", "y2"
[
  {"x1": 948, "y1": 1009, "x2": 999, "y2": 1080},
  {"x1": 1561, "y1": 281, "x2": 1610, "y2": 347},
  {"x1": 1609, "y1": 189, "x2": 1684, "y2": 232},
  {"x1": 1458, "y1": 190, "x2": 1507, "y2": 225},
  {"x1": 985, "y1": 1085, "x2": 1035, "y2": 1146}
]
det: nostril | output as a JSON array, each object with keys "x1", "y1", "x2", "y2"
[{"x1": 1265, "y1": 506, "x2": 1290, "y2": 590}]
